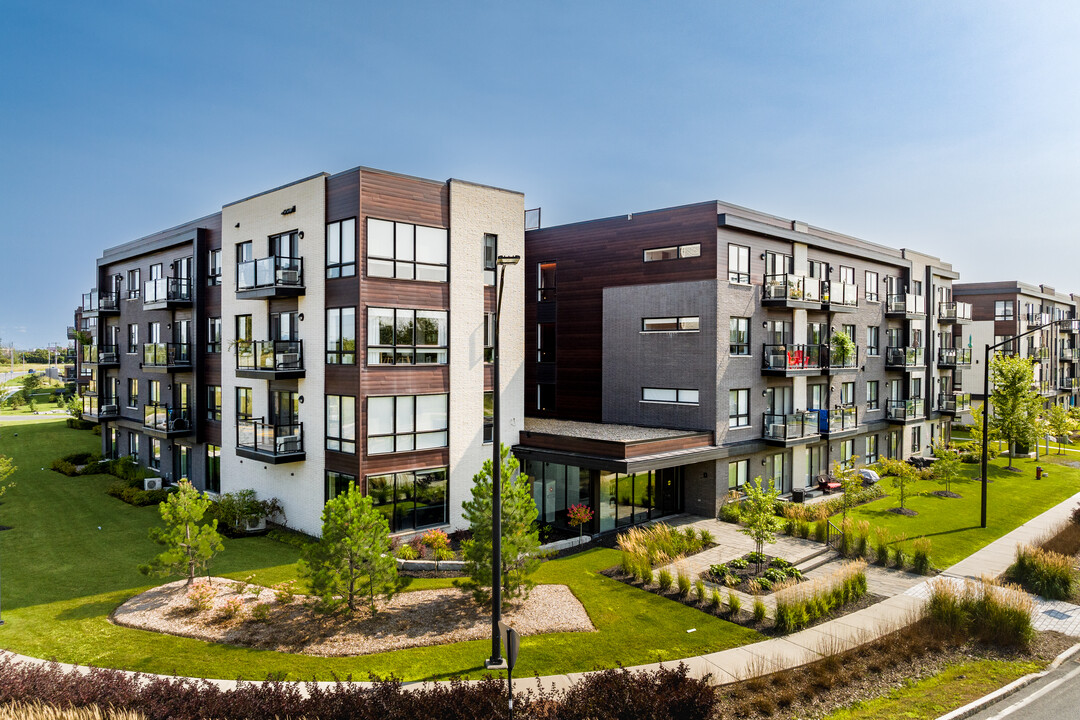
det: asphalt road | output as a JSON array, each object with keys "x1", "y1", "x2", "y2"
[{"x1": 968, "y1": 655, "x2": 1080, "y2": 719}]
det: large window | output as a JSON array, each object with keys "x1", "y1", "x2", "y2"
[
  {"x1": 367, "y1": 467, "x2": 448, "y2": 532},
  {"x1": 865, "y1": 271, "x2": 879, "y2": 302},
  {"x1": 483, "y1": 234, "x2": 497, "y2": 285},
  {"x1": 538, "y1": 323, "x2": 555, "y2": 362},
  {"x1": 325, "y1": 471, "x2": 356, "y2": 503},
  {"x1": 129, "y1": 432, "x2": 140, "y2": 459},
  {"x1": 367, "y1": 218, "x2": 448, "y2": 282},
  {"x1": 207, "y1": 385, "x2": 221, "y2": 421},
  {"x1": 912, "y1": 426, "x2": 922, "y2": 453},
  {"x1": 326, "y1": 395, "x2": 356, "y2": 454},
  {"x1": 236, "y1": 387, "x2": 252, "y2": 420},
  {"x1": 643, "y1": 316, "x2": 699, "y2": 332},
  {"x1": 730, "y1": 317, "x2": 750, "y2": 355},
  {"x1": 728, "y1": 459, "x2": 748, "y2": 490},
  {"x1": 538, "y1": 262, "x2": 556, "y2": 301},
  {"x1": 207, "y1": 249, "x2": 222, "y2": 286},
  {"x1": 326, "y1": 218, "x2": 357, "y2": 278},
  {"x1": 995, "y1": 300, "x2": 1014, "y2": 321},
  {"x1": 729, "y1": 389, "x2": 749, "y2": 427},
  {"x1": 207, "y1": 317, "x2": 221, "y2": 354},
  {"x1": 367, "y1": 308, "x2": 447, "y2": 365},
  {"x1": 728, "y1": 244, "x2": 750, "y2": 283},
  {"x1": 206, "y1": 445, "x2": 221, "y2": 493},
  {"x1": 642, "y1": 387, "x2": 699, "y2": 405},
  {"x1": 644, "y1": 243, "x2": 700, "y2": 262},
  {"x1": 367, "y1": 394, "x2": 448, "y2": 455},
  {"x1": 326, "y1": 307, "x2": 357, "y2": 365},
  {"x1": 839, "y1": 266, "x2": 855, "y2": 285},
  {"x1": 840, "y1": 439, "x2": 855, "y2": 469}
]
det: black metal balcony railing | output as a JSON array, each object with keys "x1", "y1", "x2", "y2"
[
  {"x1": 937, "y1": 347, "x2": 972, "y2": 367},
  {"x1": 143, "y1": 403, "x2": 192, "y2": 432},
  {"x1": 886, "y1": 398, "x2": 926, "y2": 421},
  {"x1": 815, "y1": 405, "x2": 859, "y2": 434},
  {"x1": 938, "y1": 301, "x2": 973, "y2": 322},
  {"x1": 81, "y1": 290, "x2": 120, "y2": 313},
  {"x1": 886, "y1": 293, "x2": 925, "y2": 316},
  {"x1": 1059, "y1": 378, "x2": 1080, "y2": 392},
  {"x1": 236, "y1": 418, "x2": 304, "y2": 456},
  {"x1": 763, "y1": 411, "x2": 820, "y2": 442},
  {"x1": 762, "y1": 274, "x2": 823, "y2": 303},
  {"x1": 824, "y1": 281, "x2": 858, "y2": 308},
  {"x1": 762, "y1": 344, "x2": 824, "y2": 371},
  {"x1": 143, "y1": 277, "x2": 192, "y2": 304},
  {"x1": 885, "y1": 346, "x2": 925, "y2": 368},
  {"x1": 236, "y1": 256, "x2": 303, "y2": 291},
  {"x1": 236, "y1": 340, "x2": 304, "y2": 372},
  {"x1": 938, "y1": 393, "x2": 971, "y2": 413},
  {"x1": 827, "y1": 345, "x2": 859, "y2": 370},
  {"x1": 142, "y1": 342, "x2": 193, "y2": 368}
]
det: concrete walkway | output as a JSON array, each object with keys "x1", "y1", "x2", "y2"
[{"x1": 4, "y1": 491, "x2": 1080, "y2": 692}]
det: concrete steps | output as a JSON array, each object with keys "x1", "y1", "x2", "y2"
[{"x1": 792, "y1": 545, "x2": 835, "y2": 574}]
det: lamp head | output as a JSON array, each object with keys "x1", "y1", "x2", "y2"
[{"x1": 496, "y1": 255, "x2": 521, "y2": 266}]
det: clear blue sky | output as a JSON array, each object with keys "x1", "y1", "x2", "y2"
[{"x1": 3, "y1": 1, "x2": 1079, "y2": 348}]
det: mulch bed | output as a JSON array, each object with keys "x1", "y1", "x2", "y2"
[
  {"x1": 700, "y1": 552, "x2": 803, "y2": 596},
  {"x1": 931, "y1": 490, "x2": 963, "y2": 499},
  {"x1": 888, "y1": 507, "x2": 918, "y2": 516}
]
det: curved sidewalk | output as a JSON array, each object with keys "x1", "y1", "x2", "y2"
[{"x1": 4, "y1": 490, "x2": 1080, "y2": 692}]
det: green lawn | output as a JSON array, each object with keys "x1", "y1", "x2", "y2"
[
  {"x1": 823, "y1": 659, "x2": 1043, "y2": 719},
  {"x1": 850, "y1": 454, "x2": 1080, "y2": 567},
  {"x1": 0, "y1": 418, "x2": 760, "y2": 681}
]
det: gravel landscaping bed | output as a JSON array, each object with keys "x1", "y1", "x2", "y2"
[{"x1": 112, "y1": 578, "x2": 594, "y2": 656}]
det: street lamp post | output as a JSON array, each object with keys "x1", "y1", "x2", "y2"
[
  {"x1": 486, "y1": 254, "x2": 520, "y2": 669},
  {"x1": 980, "y1": 318, "x2": 1062, "y2": 528}
]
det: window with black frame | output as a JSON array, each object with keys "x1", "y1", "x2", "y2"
[
  {"x1": 326, "y1": 218, "x2": 356, "y2": 278},
  {"x1": 367, "y1": 307, "x2": 446, "y2": 365},
  {"x1": 367, "y1": 218, "x2": 448, "y2": 282},
  {"x1": 367, "y1": 467, "x2": 448, "y2": 531}
]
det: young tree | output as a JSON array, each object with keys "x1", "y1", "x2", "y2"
[
  {"x1": 878, "y1": 457, "x2": 922, "y2": 514},
  {"x1": 834, "y1": 455, "x2": 863, "y2": 523},
  {"x1": 0, "y1": 455, "x2": 16, "y2": 499},
  {"x1": 458, "y1": 444, "x2": 541, "y2": 607},
  {"x1": 931, "y1": 443, "x2": 962, "y2": 497},
  {"x1": 989, "y1": 354, "x2": 1043, "y2": 469},
  {"x1": 300, "y1": 485, "x2": 398, "y2": 613},
  {"x1": 1047, "y1": 404, "x2": 1074, "y2": 454},
  {"x1": 738, "y1": 476, "x2": 784, "y2": 574},
  {"x1": 139, "y1": 480, "x2": 224, "y2": 585}
]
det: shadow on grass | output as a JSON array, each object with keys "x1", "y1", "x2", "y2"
[{"x1": 55, "y1": 597, "x2": 123, "y2": 621}]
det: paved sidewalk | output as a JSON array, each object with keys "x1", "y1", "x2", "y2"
[{"x1": 4, "y1": 491, "x2": 1080, "y2": 691}]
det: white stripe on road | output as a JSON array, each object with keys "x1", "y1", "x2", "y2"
[{"x1": 983, "y1": 662, "x2": 1080, "y2": 719}]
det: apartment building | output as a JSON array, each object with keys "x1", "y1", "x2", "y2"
[
  {"x1": 75, "y1": 166, "x2": 524, "y2": 537},
  {"x1": 515, "y1": 201, "x2": 967, "y2": 532},
  {"x1": 951, "y1": 281, "x2": 1080, "y2": 407}
]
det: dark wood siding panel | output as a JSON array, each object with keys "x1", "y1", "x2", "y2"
[
  {"x1": 325, "y1": 364, "x2": 361, "y2": 396},
  {"x1": 362, "y1": 280, "x2": 449, "y2": 309},
  {"x1": 362, "y1": 367, "x2": 450, "y2": 395},
  {"x1": 326, "y1": 450, "x2": 361, "y2": 476},
  {"x1": 362, "y1": 449, "x2": 449, "y2": 477},
  {"x1": 360, "y1": 171, "x2": 448, "y2": 228},
  {"x1": 327, "y1": 170, "x2": 360, "y2": 223}
]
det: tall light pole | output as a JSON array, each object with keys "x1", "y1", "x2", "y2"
[{"x1": 486, "y1": 253, "x2": 520, "y2": 669}]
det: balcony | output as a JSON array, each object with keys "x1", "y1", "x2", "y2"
[
  {"x1": 143, "y1": 403, "x2": 194, "y2": 438},
  {"x1": 762, "y1": 411, "x2": 821, "y2": 446},
  {"x1": 1026, "y1": 311, "x2": 1051, "y2": 326},
  {"x1": 886, "y1": 398, "x2": 925, "y2": 423},
  {"x1": 761, "y1": 344, "x2": 825, "y2": 376},
  {"x1": 1061, "y1": 347, "x2": 1080, "y2": 361},
  {"x1": 823, "y1": 281, "x2": 858, "y2": 312},
  {"x1": 1035, "y1": 380, "x2": 1055, "y2": 396},
  {"x1": 81, "y1": 344, "x2": 120, "y2": 368},
  {"x1": 81, "y1": 290, "x2": 120, "y2": 317},
  {"x1": 938, "y1": 392, "x2": 971, "y2": 415},
  {"x1": 885, "y1": 293, "x2": 925, "y2": 318},
  {"x1": 67, "y1": 326, "x2": 77, "y2": 340},
  {"x1": 1061, "y1": 320, "x2": 1080, "y2": 335},
  {"x1": 762, "y1": 274, "x2": 823, "y2": 310},
  {"x1": 1031, "y1": 347, "x2": 1051, "y2": 361},
  {"x1": 937, "y1": 347, "x2": 972, "y2": 368},
  {"x1": 815, "y1": 405, "x2": 860, "y2": 437},
  {"x1": 938, "y1": 301, "x2": 973, "y2": 324},
  {"x1": 236, "y1": 340, "x2": 305, "y2": 380},
  {"x1": 82, "y1": 395, "x2": 120, "y2": 422},
  {"x1": 236, "y1": 256, "x2": 304, "y2": 299},
  {"x1": 143, "y1": 277, "x2": 193, "y2": 309},
  {"x1": 1059, "y1": 377, "x2": 1080, "y2": 393},
  {"x1": 142, "y1": 342, "x2": 193, "y2": 373},
  {"x1": 236, "y1": 419, "x2": 305, "y2": 464},
  {"x1": 885, "y1": 346, "x2": 925, "y2": 370},
  {"x1": 826, "y1": 345, "x2": 859, "y2": 373}
]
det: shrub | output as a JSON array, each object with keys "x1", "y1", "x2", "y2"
[
  {"x1": 216, "y1": 597, "x2": 244, "y2": 622},
  {"x1": 746, "y1": 551, "x2": 767, "y2": 565},
  {"x1": 769, "y1": 557, "x2": 792, "y2": 569},
  {"x1": 763, "y1": 567, "x2": 788, "y2": 584},
  {"x1": 728, "y1": 590, "x2": 742, "y2": 616},
  {"x1": 396, "y1": 544, "x2": 419, "y2": 561},
  {"x1": 50, "y1": 459, "x2": 79, "y2": 476},
  {"x1": 912, "y1": 538, "x2": 933, "y2": 575},
  {"x1": 773, "y1": 560, "x2": 867, "y2": 634},
  {"x1": 1008, "y1": 544, "x2": 1074, "y2": 600},
  {"x1": 658, "y1": 568, "x2": 674, "y2": 592},
  {"x1": 249, "y1": 602, "x2": 271, "y2": 622},
  {"x1": 272, "y1": 580, "x2": 297, "y2": 605},
  {"x1": 718, "y1": 502, "x2": 742, "y2": 524},
  {"x1": 698, "y1": 528, "x2": 714, "y2": 545},
  {"x1": 186, "y1": 580, "x2": 216, "y2": 612},
  {"x1": 106, "y1": 479, "x2": 173, "y2": 507},
  {"x1": 753, "y1": 597, "x2": 767, "y2": 622},
  {"x1": 728, "y1": 557, "x2": 748, "y2": 570},
  {"x1": 215, "y1": 490, "x2": 284, "y2": 533},
  {"x1": 924, "y1": 577, "x2": 1034, "y2": 647}
]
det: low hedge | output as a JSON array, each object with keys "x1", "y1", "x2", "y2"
[
  {"x1": 106, "y1": 479, "x2": 173, "y2": 507},
  {"x1": 0, "y1": 658, "x2": 716, "y2": 720}
]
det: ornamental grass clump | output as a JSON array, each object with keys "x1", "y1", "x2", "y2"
[
  {"x1": 676, "y1": 569, "x2": 692, "y2": 597},
  {"x1": 892, "y1": 534, "x2": 908, "y2": 570},
  {"x1": 773, "y1": 560, "x2": 867, "y2": 634},
  {"x1": 710, "y1": 587, "x2": 723, "y2": 609},
  {"x1": 873, "y1": 526, "x2": 891, "y2": 565},
  {"x1": 752, "y1": 597, "x2": 767, "y2": 623},
  {"x1": 924, "y1": 577, "x2": 1034, "y2": 647},
  {"x1": 854, "y1": 520, "x2": 871, "y2": 558},
  {"x1": 658, "y1": 568, "x2": 674, "y2": 592},
  {"x1": 694, "y1": 579, "x2": 706, "y2": 602},
  {"x1": 728, "y1": 590, "x2": 742, "y2": 616},
  {"x1": 911, "y1": 537, "x2": 933, "y2": 575},
  {"x1": 1008, "y1": 544, "x2": 1074, "y2": 600},
  {"x1": 616, "y1": 523, "x2": 705, "y2": 568}
]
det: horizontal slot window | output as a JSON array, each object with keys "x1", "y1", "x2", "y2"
[{"x1": 642, "y1": 316, "x2": 699, "y2": 332}]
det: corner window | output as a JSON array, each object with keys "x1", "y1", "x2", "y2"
[
  {"x1": 644, "y1": 243, "x2": 700, "y2": 262},
  {"x1": 727, "y1": 244, "x2": 750, "y2": 283},
  {"x1": 643, "y1": 316, "x2": 699, "y2": 332},
  {"x1": 367, "y1": 394, "x2": 448, "y2": 455},
  {"x1": 729, "y1": 317, "x2": 750, "y2": 355},
  {"x1": 326, "y1": 395, "x2": 357, "y2": 454},
  {"x1": 326, "y1": 307, "x2": 357, "y2": 365},
  {"x1": 367, "y1": 308, "x2": 446, "y2": 365},
  {"x1": 326, "y1": 218, "x2": 357, "y2": 279},
  {"x1": 642, "y1": 387, "x2": 699, "y2": 405},
  {"x1": 728, "y1": 389, "x2": 749, "y2": 427},
  {"x1": 367, "y1": 218, "x2": 448, "y2": 282}
]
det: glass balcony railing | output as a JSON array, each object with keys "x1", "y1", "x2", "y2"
[
  {"x1": 886, "y1": 398, "x2": 925, "y2": 421},
  {"x1": 814, "y1": 405, "x2": 859, "y2": 434},
  {"x1": 1061, "y1": 347, "x2": 1080, "y2": 361},
  {"x1": 762, "y1": 343, "x2": 825, "y2": 371},
  {"x1": 143, "y1": 277, "x2": 192, "y2": 304},
  {"x1": 1059, "y1": 378, "x2": 1080, "y2": 392},
  {"x1": 83, "y1": 395, "x2": 119, "y2": 418},
  {"x1": 827, "y1": 345, "x2": 859, "y2": 370},
  {"x1": 143, "y1": 403, "x2": 192, "y2": 433},
  {"x1": 236, "y1": 340, "x2": 304, "y2": 372},
  {"x1": 762, "y1": 274, "x2": 822, "y2": 303},
  {"x1": 236, "y1": 256, "x2": 303, "y2": 292},
  {"x1": 763, "y1": 411, "x2": 820, "y2": 442},
  {"x1": 938, "y1": 393, "x2": 971, "y2": 413},
  {"x1": 142, "y1": 342, "x2": 193, "y2": 369},
  {"x1": 824, "y1": 280, "x2": 858, "y2": 308},
  {"x1": 937, "y1": 347, "x2": 972, "y2": 367},
  {"x1": 938, "y1": 301, "x2": 972, "y2": 322},
  {"x1": 885, "y1": 346, "x2": 924, "y2": 368},
  {"x1": 886, "y1": 293, "x2": 925, "y2": 316},
  {"x1": 236, "y1": 418, "x2": 304, "y2": 457}
]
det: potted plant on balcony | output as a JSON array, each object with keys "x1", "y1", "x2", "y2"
[{"x1": 830, "y1": 331, "x2": 855, "y2": 368}]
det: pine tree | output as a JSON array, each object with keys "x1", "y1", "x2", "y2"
[
  {"x1": 139, "y1": 480, "x2": 224, "y2": 585},
  {"x1": 457, "y1": 444, "x2": 541, "y2": 607},
  {"x1": 989, "y1": 354, "x2": 1043, "y2": 468},
  {"x1": 300, "y1": 485, "x2": 398, "y2": 613}
]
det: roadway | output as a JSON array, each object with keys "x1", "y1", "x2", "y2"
[{"x1": 966, "y1": 654, "x2": 1080, "y2": 719}]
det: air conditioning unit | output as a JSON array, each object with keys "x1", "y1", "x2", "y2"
[
  {"x1": 768, "y1": 424, "x2": 786, "y2": 439},
  {"x1": 277, "y1": 269, "x2": 300, "y2": 285},
  {"x1": 280, "y1": 352, "x2": 300, "y2": 367},
  {"x1": 244, "y1": 517, "x2": 267, "y2": 532},
  {"x1": 102, "y1": 404, "x2": 118, "y2": 415},
  {"x1": 143, "y1": 477, "x2": 162, "y2": 491},
  {"x1": 277, "y1": 435, "x2": 301, "y2": 453}
]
